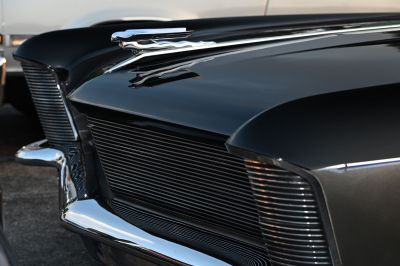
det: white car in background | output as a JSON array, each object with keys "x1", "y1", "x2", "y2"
[{"x1": 1, "y1": 0, "x2": 400, "y2": 112}]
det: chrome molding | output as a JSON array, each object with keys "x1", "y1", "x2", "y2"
[
  {"x1": 320, "y1": 157, "x2": 400, "y2": 171},
  {"x1": 15, "y1": 140, "x2": 229, "y2": 266},
  {"x1": 108, "y1": 22, "x2": 400, "y2": 72}
]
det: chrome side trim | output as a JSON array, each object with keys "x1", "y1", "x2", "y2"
[
  {"x1": 15, "y1": 140, "x2": 228, "y2": 266},
  {"x1": 319, "y1": 157, "x2": 400, "y2": 171},
  {"x1": 108, "y1": 22, "x2": 400, "y2": 73}
]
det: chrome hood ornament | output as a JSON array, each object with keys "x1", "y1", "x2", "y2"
[
  {"x1": 111, "y1": 28, "x2": 215, "y2": 52},
  {"x1": 108, "y1": 22, "x2": 400, "y2": 73}
]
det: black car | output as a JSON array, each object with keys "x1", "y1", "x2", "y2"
[{"x1": 13, "y1": 14, "x2": 400, "y2": 265}]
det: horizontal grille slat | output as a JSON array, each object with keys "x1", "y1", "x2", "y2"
[
  {"x1": 109, "y1": 199, "x2": 269, "y2": 266},
  {"x1": 93, "y1": 135, "x2": 248, "y2": 180},
  {"x1": 99, "y1": 156, "x2": 257, "y2": 202},
  {"x1": 95, "y1": 140, "x2": 252, "y2": 188},
  {"x1": 88, "y1": 116, "x2": 264, "y2": 240},
  {"x1": 245, "y1": 160, "x2": 332, "y2": 265},
  {"x1": 22, "y1": 62, "x2": 75, "y2": 143},
  {"x1": 90, "y1": 117, "x2": 236, "y2": 155},
  {"x1": 106, "y1": 171, "x2": 258, "y2": 215},
  {"x1": 91, "y1": 125, "x2": 245, "y2": 171},
  {"x1": 109, "y1": 182, "x2": 260, "y2": 233}
]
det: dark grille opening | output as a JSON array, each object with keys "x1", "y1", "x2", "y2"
[
  {"x1": 245, "y1": 160, "x2": 332, "y2": 266},
  {"x1": 22, "y1": 62, "x2": 76, "y2": 144},
  {"x1": 87, "y1": 116, "x2": 263, "y2": 241}
]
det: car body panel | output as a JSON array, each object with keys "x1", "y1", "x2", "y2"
[{"x1": 312, "y1": 161, "x2": 400, "y2": 266}]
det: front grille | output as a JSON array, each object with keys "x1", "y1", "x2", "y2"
[
  {"x1": 22, "y1": 62, "x2": 76, "y2": 144},
  {"x1": 88, "y1": 116, "x2": 263, "y2": 240},
  {"x1": 22, "y1": 62, "x2": 87, "y2": 196},
  {"x1": 245, "y1": 160, "x2": 332, "y2": 266}
]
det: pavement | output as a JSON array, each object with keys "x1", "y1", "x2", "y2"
[{"x1": 0, "y1": 104, "x2": 99, "y2": 266}]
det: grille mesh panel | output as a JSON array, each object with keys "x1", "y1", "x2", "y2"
[
  {"x1": 110, "y1": 199, "x2": 269, "y2": 266},
  {"x1": 88, "y1": 116, "x2": 263, "y2": 240},
  {"x1": 245, "y1": 160, "x2": 332, "y2": 266},
  {"x1": 22, "y1": 62, "x2": 75, "y2": 144}
]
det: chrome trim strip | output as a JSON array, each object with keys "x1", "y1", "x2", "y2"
[
  {"x1": 108, "y1": 22, "x2": 400, "y2": 72},
  {"x1": 15, "y1": 140, "x2": 229, "y2": 266},
  {"x1": 53, "y1": 73, "x2": 79, "y2": 141},
  {"x1": 319, "y1": 157, "x2": 400, "y2": 171}
]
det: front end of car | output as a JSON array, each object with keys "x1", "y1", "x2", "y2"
[{"x1": 13, "y1": 14, "x2": 400, "y2": 266}]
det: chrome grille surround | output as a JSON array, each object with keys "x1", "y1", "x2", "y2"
[
  {"x1": 245, "y1": 160, "x2": 332, "y2": 266},
  {"x1": 87, "y1": 116, "x2": 264, "y2": 241},
  {"x1": 21, "y1": 62, "x2": 78, "y2": 144}
]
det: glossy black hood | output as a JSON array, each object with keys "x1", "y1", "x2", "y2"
[
  {"x1": 16, "y1": 14, "x2": 400, "y2": 169},
  {"x1": 70, "y1": 27, "x2": 400, "y2": 135},
  {"x1": 14, "y1": 14, "x2": 400, "y2": 89}
]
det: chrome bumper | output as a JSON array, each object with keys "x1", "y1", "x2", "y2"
[{"x1": 16, "y1": 140, "x2": 228, "y2": 266}]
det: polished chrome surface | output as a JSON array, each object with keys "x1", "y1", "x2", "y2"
[
  {"x1": 88, "y1": 116, "x2": 263, "y2": 239},
  {"x1": 320, "y1": 157, "x2": 400, "y2": 171},
  {"x1": 64, "y1": 200, "x2": 228, "y2": 266},
  {"x1": 112, "y1": 28, "x2": 215, "y2": 52},
  {"x1": 244, "y1": 160, "x2": 332, "y2": 266},
  {"x1": 16, "y1": 140, "x2": 229, "y2": 266},
  {"x1": 15, "y1": 139, "x2": 77, "y2": 208},
  {"x1": 21, "y1": 62, "x2": 78, "y2": 143},
  {"x1": 108, "y1": 21, "x2": 400, "y2": 72},
  {"x1": 111, "y1": 28, "x2": 190, "y2": 41},
  {"x1": 61, "y1": 199, "x2": 227, "y2": 265}
]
